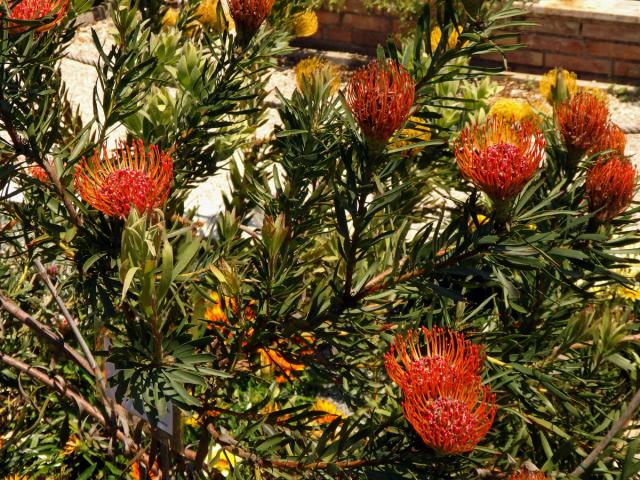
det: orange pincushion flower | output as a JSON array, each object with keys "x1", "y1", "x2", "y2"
[
  {"x1": 228, "y1": 0, "x2": 274, "y2": 38},
  {"x1": 402, "y1": 372, "x2": 496, "y2": 455},
  {"x1": 7, "y1": 0, "x2": 69, "y2": 32},
  {"x1": 453, "y1": 117, "x2": 546, "y2": 203},
  {"x1": 345, "y1": 59, "x2": 415, "y2": 144},
  {"x1": 385, "y1": 326, "x2": 484, "y2": 396},
  {"x1": 556, "y1": 91, "x2": 609, "y2": 157},
  {"x1": 585, "y1": 156, "x2": 636, "y2": 223},
  {"x1": 590, "y1": 122, "x2": 626, "y2": 158},
  {"x1": 508, "y1": 468, "x2": 547, "y2": 480},
  {"x1": 74, "y1": 140, "x2": 173, "y2": 220}
]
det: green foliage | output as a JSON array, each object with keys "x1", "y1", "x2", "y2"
[{"x1": 1, "y1": 0, "x2": 639, "y2": 479}]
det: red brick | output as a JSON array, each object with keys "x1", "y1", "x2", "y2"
[
  {"x1": 521, "y1": 33, "x2": 588, "y2": 55},
  {"x1": 316, "y1": 10, "x2": 341, "y2": 26},
  {"x1": 323, "y1": 26, "x2": 352, "y2": 44},
  {"x1": 482, "y1": 49, "x2": 544, "y2": 67},
  {"x1": 582, "y1": 21, "x2": 639, "y2": 42},
  {"x1": 351, "y1": 28, "x2": 389, "y2": 47},
  {"x1": 526, "y1": 15, "x2": 581, "y2": 35},
  {"x1": 344, "y1": 0, "x2": 367, "y2": 14},
  {"x1": 613, "y1": 61, "x2": 640, "y2": 79},
  {"x1": 343, "y1": 13, "x2": 390, "y2": 32},
  {"x1": 587, "y1": 40, "x2": 640, "y2": 62},
  {"x1": 545, "y1": 52, "x2": 612, "y2": 76}
]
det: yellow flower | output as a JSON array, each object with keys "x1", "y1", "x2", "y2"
[
  {"x1": 205, "y1": 291, "x2": 231, "y2": 323},
  {"x1": 161, "y1": 7, "x2": 179, "y2": 29},
  {"x1": 61, "y1": 435, "x2": 82, "y2": 456},
  {"x1": 617, "y1": 285, "x2": 640, "y2": 301},
  {"x1": 430, "y1": 25, "x2": 463, "y2": 51},
  {"x1": 390, "y1": 116, "x2": 431, "y2": 156},
  {"x1": 312, "y1": 397, "x2": 350, "y2": 425},
  {"x1": 294, "y1": 57, "x2": 341, "y2": 95},
  {"x1": 292, "y1": 10, "x2": 318, "y2": 37},
  {"x1": 539, "y1": 68, "x2": 578, "y2": 104},
  {"x1": 468, "y1": 213, "x2": 489, "y2": 232},
  {"x1": 196, "y1": 0, "x2": 218, "y2": 27},
  {"x1": 2, "y1": 476, "x2": 28, "y2": 480},
  {"x1": 489, "y1": 98, "x2": 538, "y2": 124},
  {"x1": 207, "y1": 444, "x2": 240, "y2": 477}
]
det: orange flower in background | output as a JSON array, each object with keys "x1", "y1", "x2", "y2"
[
  {"x1": 28, "y1": 164, "x2": 49, "y2": 183},
  {"x1": 590, "y1": 122, "x2": 626, "y2": 158},
  {"x1": 259, "y1": 348, "x2": 305, "y2": 383},
  {"x1": 556, "y1": 91, "x2": 609, "y2": 159},
  {"x1": 205, "y1": 292, "x2": 234, "y2": 324},
  {"x1": 228, "y1": 0, "x2": 274, "y2": 39},
  {"x1": 205, "y1": 292, "x2": 255, "y2": 342},
  {"x1": 453, "y1": 117, "x2": 546, "y2": 203},
  {"x1": 345, "y1": 59, "x2": 415, "y2": 144},
  {"x1": 508, "y1": 468, "x2": 548, "y2": 480},
  {"x1": 585, "y1": 156, "x2": 636, "y2": 223},
  {"x1": 385, "y1": 327, "x2": 485, "y2": 396},
  {"x1": 74, "y1": 140, "x2": 173, "y2": 220},
  {"x1": 130, "y1": 461, "x2": 157, "y2": 480},
  {"x1": 402, "y1": 372, "x2": 496, "y2": 455},
  {"x1": 7, "y1": 0, "x2": 69, "y2": 32}
]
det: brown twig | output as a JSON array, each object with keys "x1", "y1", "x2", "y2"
[
  {"x1": 0, "y1": 293, "x2": 92, "y2": 374},
  {"x1": 571, "y1": 386, "x2": 640, "y2": 477}
]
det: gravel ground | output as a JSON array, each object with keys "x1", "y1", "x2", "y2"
[{"x1": 56, "y1": 21, "x2": 640, "y2": 221}]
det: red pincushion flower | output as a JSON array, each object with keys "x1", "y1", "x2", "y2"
[
  {"x1": 8, "y1": 0, "x2": 69, "y2": 32},
  {"x1": 345, "y1": 59, "x2": 415, "y2": 144},
  {"x1": 402, "y1": 372, "x2": 496, "y2": 455},
  {"x1": 508, "y1": 468, "x2": 547, "y2": 480},
  {"x1": 228, "y1": 0, "x2": 274, "y2": 39},
  {"x1": 74, "y1": 140, "x2": 173, "y2": 220},
  {"x1": 28, "y1": 164, "x2": 49, "y2": 183},
  {"x1": 557, "y1": 91, "x2": 609, "y2": 158},
  {"x1": 589, "y1": 122, "x2": 626, "y2": 158},
  {"x1": 453, "y1": 117, "x2": 546, "y2": 203},
  {"x1": 384, "y1": 326, "x2": 485, "y2": 397},
  {"x1": 585, "y1": 156, "x2": 636, "y2": 223}
]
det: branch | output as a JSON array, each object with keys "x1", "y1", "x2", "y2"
[
  {"x1": 571, "y1": 386, "x2": 640, "y2": 477},
  {"x1": 0, "y1": 292, "x2": 92, "y2": 374}
]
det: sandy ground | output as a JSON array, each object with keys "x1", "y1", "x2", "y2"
[{"x1": 56, "y1": 21, "x2": 640, "y2": 223}]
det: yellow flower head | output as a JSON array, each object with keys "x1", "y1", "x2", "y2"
[
  {"x1": 196, "y1": 0, "x2": 218, "y2": 26},
  {"x1": 539, "y1": 68, "x2": 578, "y2": 104},
  {"x1": 615, "y1": 263, "x2": 640, "y2": 302},
  {"x1": 579, "y1": 86, "x2": 608, "y2": 105},
  {"x1": 207, "y1": 444, "x2": 240, "y2": 477},
  {"x1": 430, "y1": 25, "x2": 463, "y2": 51},
  {"x1": 3, "y1": 476, "x2": 28, "y2": 480},
  {"x1": 161, "y1": 7, "x2": 179, "y2": 29},
  {"x1": 312, "y1": 397, "x2": 350, "y2": 425},
  {"x1": 295, "y1": 57, "x2": 341, "y2": 95},
  {"x1": 468, "y1": 213, "x2": 489, "y2": 232},
  {"x1": 489, "y1": 98, "x2": 538, "y2": 124},
  {"x1": 292, "y1": 10, "x2": 318, "y2": 37},
  {"x1": 390, "y1": 116, "x2": 431, "y2": 156},
  {"x1": 205, "y1": 291, "x2": 232, "y2": 324},
  {"x1": 61, "y1": 435, "x2": 82, "y2": 456}
]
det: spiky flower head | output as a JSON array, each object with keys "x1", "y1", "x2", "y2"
[
  {"x1": 28, "y1": 164, "x2": 49, "y2": 183},
  {"x1": 402, "y1": 372, "x2": 496, "y2": 454},
  {"x1": 131, "y1": 462, "x2": 158, "y2": 480},
  {"x1": 489, "y1": 98, "x2": 539, "y2": 124},
  {"x1": 508, "y1": 468, "x2": 548, "y2": 480},
  {"x1": 390, "y1": 116, "x2": 431, "y2": 156},
  {"x1": 312, "y1": 397, "x2": 351, "y2": 424},
  {"x1": 228, "y1": 0, "x2": 274, "y2": 40},
  {"x1": 74, "y1": 140, "x2": 173, "y2": 220},
  {"x1": 292, "y1": 10, "x2": 318, "y2": 37},
  {"x1": 590, "y1": 122, "x2": 626, "y2": 158},
  {"x1": 7, "y1": 0, "x2": 69, "y2": 32},
  {"x1": 585, "y1": 156, "x2": 636, "y2": 223},
  {"x1": 345, "y1": 59, "x2": 415, "y2": 144},
  {"x1": 539, "y1": 68, "x2": 577, "y2": 104},
  {"x1": 454, "y1": 117, "x2": 546, "y2": 204},
  {"x1": 295, "y1": 57, "x2": 341, "y2": 95},
  {"x1": 556, "y1": 91, "x2": 609, "y2": 160},
  {"x1": 385, "y1": 326, "x2": 485, "y2": 396},
  {"x1": 259, "y1": 348, "x2": 305, "y2": 383}
]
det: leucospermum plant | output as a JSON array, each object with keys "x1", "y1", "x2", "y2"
[{"x1": 1, "y1": 0, "x2": 640, "y2": 479}]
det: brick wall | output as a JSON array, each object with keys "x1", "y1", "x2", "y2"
[{"x1": 295, "y1": 0, "x2": 640, "y2": 82}]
